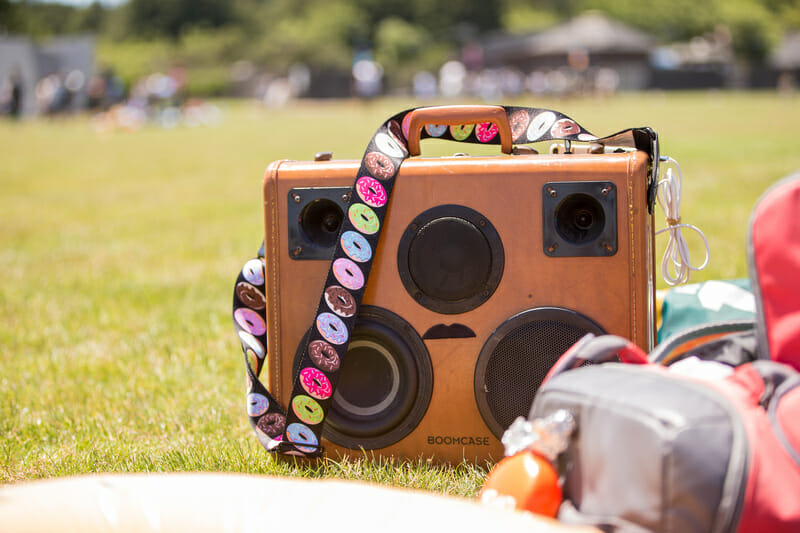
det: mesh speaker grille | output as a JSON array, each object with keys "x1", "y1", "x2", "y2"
[{"x1": 475, "y1": 308, "x2": 604, "y2": 438}]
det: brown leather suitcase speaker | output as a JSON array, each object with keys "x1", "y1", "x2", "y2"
[{"x1": 260, "y1": 106, "x2": 656, "y2": 463}]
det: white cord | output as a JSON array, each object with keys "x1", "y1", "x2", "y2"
[{"x1": 655, "y1": 157, "x2": 710, "y2": 286}]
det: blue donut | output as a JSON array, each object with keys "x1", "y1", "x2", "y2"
[
  {"x1": 247, "y1": 392, "x2": 269, "y2": 417},
  {"x1": 316, "y1": 312, "x2": 348, "y2": 345},
  {"x1": 242, "y1": 259, "x2": 264, "y2": 285},
  {"x1": 341, "y1": 231, "x2": 372, "y2": 263},
  {"x1": 425, "y1": 124, "x2": 447, "y2": 137},
  {"x1": 286, "y1": 422, "x2": 319, "y2": 454}
]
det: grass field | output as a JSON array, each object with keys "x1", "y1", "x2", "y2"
[{"x1": 2, "y1": 93, "x2": 800, "y2": 494}]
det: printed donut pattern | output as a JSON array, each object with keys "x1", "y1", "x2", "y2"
[
  {"x1": 233, "y1": 257, "x2": 288, "y2": 449},
  {"x1": 300, "y1": 367, "x2": 333, "y2": 400},
  {"x1": 476, "y1": 121, "x2": 499, "y2": 143},
  {"x1": 356, "y1": 176, "x2": 387, "y2": 208},
  {"x1": 425, "y1": 124, "x2": 447, "y2": 137},
  {"x1": 286, "y1": 422, "x2": 319, "y2": 454},
  {"x1": 340, "y1": 230, "x2": 372, "y2": 263},
  {"x1": 332, "y1": 258, "x2": 365, "y2": 291},
  {"x1": 292, "y1": 395, "x2": 324, "y2": 425},
  {"x1": 324, "y1": 285, "x2": 357, "y2": 317},
  {"x1": 349, "y1": 203, "x2": 380, "y2": 235},
  {"x1": 236, "y1": 106, "x2": 608, "y2": 456}
]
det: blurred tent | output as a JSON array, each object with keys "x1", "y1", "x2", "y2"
[
  {"x1": 0, "y1": 35, "x2": 94, "y2": 116},
  {"x1": 650, "y1": 27, "x2": 735, "y2": 89},
  {"x1": 770, "y1": 32, "x2": 800, "y2": 91},
  {"x1": 481, "y1": 12, "x2": 654, "y2": 91}
]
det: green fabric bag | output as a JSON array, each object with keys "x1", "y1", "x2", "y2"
[{"x1": 657, "y1": 279, "x2": 755, "y2": 343}]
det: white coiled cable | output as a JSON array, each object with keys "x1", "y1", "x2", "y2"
[{"x1": 655, "y1": 157, "x2": 710, "y2": 286}]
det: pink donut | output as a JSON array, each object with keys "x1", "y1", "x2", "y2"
[
  {"x1": 332, "y1": 257, "x2": 365, "y2": 291},
  {"x1": 356, "y1": 176, "x2": 387, "y2": 208},
  {"x1": 401, "y1": 114, "x2": 412, "y2": 140},
  {"x1": 234, "y1": 307, "x2": 266, "y2": 336},
  {"x1": 300, "y1": 367, "x2": 333, "y2": 400},
  {"x1": 476, "y1": 121, "x2": 499, "y2": 143}
]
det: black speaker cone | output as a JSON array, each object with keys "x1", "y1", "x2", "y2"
[
  {"x1": 300, "y1": 198, "x2": 344, "y2": 248},
  {"x1": 409, "y1": 216, "x2": 492, "y2": 301},
  {"x1": 294, "y1": 306, "x2": 432, "y2": 449},
  {"x1": 398, "y1": 205, "x2": 504, "y2": 315},
  {"x1": 474, "y1": 307, "x2": 605, "y2": 438},
  {"x1": 555, "y1": 193, "x2": 605, "y2": 244}
]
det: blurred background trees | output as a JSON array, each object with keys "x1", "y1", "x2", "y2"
[{"x1": 1, "y1": 0, "x2": 799, "y2": 96}]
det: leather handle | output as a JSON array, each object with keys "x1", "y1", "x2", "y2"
[{"x1": 406, "y1": 105, "x2": 513, "y2": 156}]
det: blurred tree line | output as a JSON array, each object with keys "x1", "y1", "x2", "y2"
[{"x1": 2, "y1": 0, "x2": 799, "y2": 95}]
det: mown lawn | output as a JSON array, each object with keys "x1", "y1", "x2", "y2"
[{"x1": 2, "y1": 93, "x2": 799, "y2": 492}]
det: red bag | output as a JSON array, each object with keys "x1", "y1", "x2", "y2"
[{"x1": 527, "y1": 173, "x2": 800, "y2": 532}]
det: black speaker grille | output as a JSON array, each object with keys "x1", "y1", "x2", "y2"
[
  {"x1": 475, "y1": 308, "x2": 605, "y2": 438},
  {"x1": 397, "y1": 204, "x2": 504, "y2": 315}
]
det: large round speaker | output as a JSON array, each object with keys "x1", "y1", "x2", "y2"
[
  {"x1": 474, "y1": 307, "x2": 605, "y2": 438},
  {"x1": 397, "y1": 205, "x2": 504, "y2": 314},
  {"x1": 294, "y1": 306, "x2": 432, "y2": 450}
]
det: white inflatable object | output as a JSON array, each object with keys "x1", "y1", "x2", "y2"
[{"x1": 0, "y1": 473, "x2": 599, "y2": 533}]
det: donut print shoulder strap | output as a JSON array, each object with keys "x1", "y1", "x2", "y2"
[{"x1": 232, "y1": 105, "x2": 659, "y2": 457}]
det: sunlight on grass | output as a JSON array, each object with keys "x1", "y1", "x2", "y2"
[{"x1": 2, "y1": 93, "x2": 799, "y2": 491}]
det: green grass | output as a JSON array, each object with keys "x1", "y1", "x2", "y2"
[{"x1": 2, "y1": 93, "x2": 799, "y2": 492}]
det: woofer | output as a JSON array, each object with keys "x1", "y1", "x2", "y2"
[
  {"x1": 474, "y1": 307, "x2": 605, "y2": 438},
  {"x1": 294, "y1": 306, "x2": 432, "y2": 450},
  {"x1": 397, "y1": 205, "x2": 504, "y2": 314}
]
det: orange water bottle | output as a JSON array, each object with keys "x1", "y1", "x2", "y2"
[{"x1": 479, "y1": 410, "x2": 575, "y2": 517}]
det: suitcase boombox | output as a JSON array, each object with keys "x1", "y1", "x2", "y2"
[{"x1": 252, "y1": 105, "x2": 657, "y2": 462}]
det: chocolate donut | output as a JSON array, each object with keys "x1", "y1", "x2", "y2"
[
  {"x1": 551, "y1": 118, "x2": 580, "y2": 138},
  {"x1": 510, "y1": 110, "x2": 531, "y2": 142},
  {"x1": 365, "y1": 151, "x2": 395, "y2": 180},
  {"x1": 389, "y1": 119, "x2": 406, "y2": 145},
  {"x1": 308, "y1": 340, "x2": 341, "y2": 372},
  {"x1": 325, "y1": 285, "x2": 357, "y2": 317},
  {"x1": 236, "y1": 282, "x2": 266, "y2": 310},
  {"x1": 257, "y1": 412, "x2": 285, "y2": 438}
]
